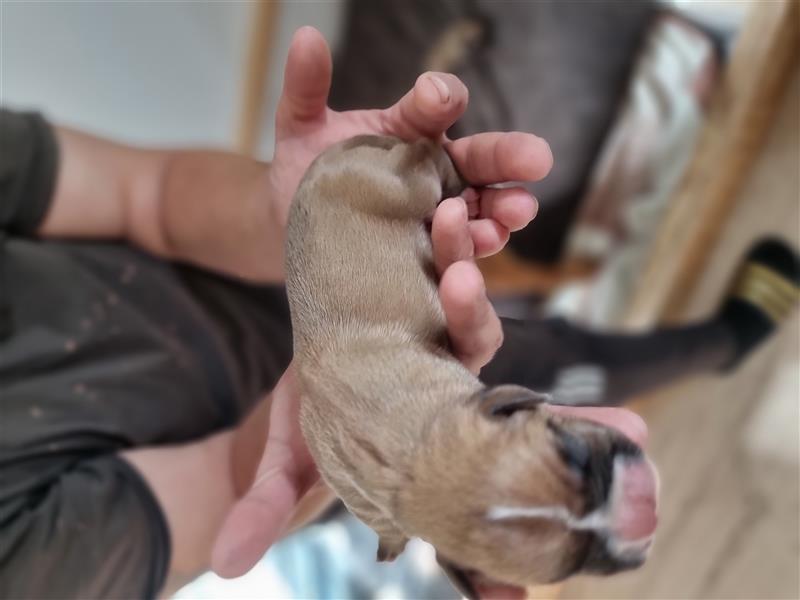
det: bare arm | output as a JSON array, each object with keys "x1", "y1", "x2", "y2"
[
  {"x1": 41, "y1": 126, "x2": 285, "y2": 282},
  {"x1": 121, "y1": 429, "x2": 239, "y2": 584}
]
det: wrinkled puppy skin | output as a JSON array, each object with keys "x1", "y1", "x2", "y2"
[{"x1": 285, "y1": 135, "x2": 657, "y2": 592}]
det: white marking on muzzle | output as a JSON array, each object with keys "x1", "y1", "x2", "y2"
[
  {"x1": 486, "y1": 501, "x2": 652, "y2": 564},
  {"x1": 487, "y1": 503, "x2": 653, "y2": 567},
  {"x1": 485, "y1": 458, "x2": 654, "y2": 562},
  {"x1": 486, "y1": 504, "x2": 611, "y2": 531}
]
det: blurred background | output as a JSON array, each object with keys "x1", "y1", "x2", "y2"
[{"x1": 3, "y1": 1, "x2": 798, "y2": 598}]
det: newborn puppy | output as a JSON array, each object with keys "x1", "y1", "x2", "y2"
[{"x1": 286, "y1": 135, "x2": 658, "y2": 596}]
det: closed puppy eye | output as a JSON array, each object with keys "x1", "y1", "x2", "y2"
[
  {"x1": 548, "y1": 421, "x2": 592, "y2": 478},
  {"x1": 476, "y1": 385, "x2": 549, "y2": 419}
]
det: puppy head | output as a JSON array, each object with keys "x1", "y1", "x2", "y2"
[{"x1": 402, "y1": 385, "x2": 659, "y2": 594}]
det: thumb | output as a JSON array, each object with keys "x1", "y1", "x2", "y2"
[
  {"x1": 277, "y1": 26, "x2": 332, "y2": 131},
  {"x1": 211, "y1": 368, "x2": 311, "y2": 578},
  {"x1": 211, "y1": 456, "x2": 299, "y2": 578}
]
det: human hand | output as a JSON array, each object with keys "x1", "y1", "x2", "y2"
[{"x1": 266, "y1": 26, "x2": 551, "y2": 256}]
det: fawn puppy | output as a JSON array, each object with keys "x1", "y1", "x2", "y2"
[{"x1": 285, "y1": 135, "x2": 658, "y2": 597}]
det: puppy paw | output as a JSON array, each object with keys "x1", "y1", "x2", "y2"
[{"x1": 376, "y1": 536, "x2": 408, "y2": 562}]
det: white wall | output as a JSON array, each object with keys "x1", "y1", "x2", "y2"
[
  {"x1": 254, "y1": 0, "x2": 344, "y2": 158},
  {"x1": 1, "y1": 1, "x2": 344, "y2": 154}
]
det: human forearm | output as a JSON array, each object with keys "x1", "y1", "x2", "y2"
[
  {"x1": 39, "y1": 126, "x2": 153, "y2": 240},
  {"x1": 121, "y1": 430, "x2": 238, "y2": 579},
  {"x1": 154, "y1": 150, "x2": 285, "y2": 282},
  {"x1": 41, "y1": 126, "x2": 286, "y2": 282}
]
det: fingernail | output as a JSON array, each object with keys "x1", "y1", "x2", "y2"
[{"x1": 428, "y1": 74, "x2": 451, "y2": 103}]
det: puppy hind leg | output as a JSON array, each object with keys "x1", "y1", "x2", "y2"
[
  {"x1": 397, "y1": 140, "x2": 467, "y2": 210},
  {"x1": 436, "y1": 147, "x2": 467, "y2": 201},
  {"x1": 413, "y1": 138, "x2": 467, "y2": 200}
]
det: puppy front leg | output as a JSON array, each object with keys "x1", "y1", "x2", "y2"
[
  {"x1": 376, "y1": 527, "x2": 409, "y2": 562},
  {"x1": 358, "y1": 505, "x2": 408, "y2": 562},
  {"x1": 337, "y1": 486, "x2": 410, "y2": 563}
]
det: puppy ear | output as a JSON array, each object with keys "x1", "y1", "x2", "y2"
[{"x1": 477, "y1": 385, "x2": 550, "y2": 419}]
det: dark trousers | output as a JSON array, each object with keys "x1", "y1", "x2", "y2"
[{"x1": 482, "y1": 317, "x2": 736, "y2": 406}]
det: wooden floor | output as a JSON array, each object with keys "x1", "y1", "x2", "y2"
[
  {"x1": 559, "y1": 315, "x2": 799, "y2": 600},
  {"x1": 553, "y1": 68, "x2": 800, "y2": 600}
]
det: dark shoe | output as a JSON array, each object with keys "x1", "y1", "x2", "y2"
[{"x1": 719, "y1": 238, "x2": 800, "y2": 370}]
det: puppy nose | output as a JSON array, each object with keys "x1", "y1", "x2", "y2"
[
  {"x1": 580, "y1": 455, "x2": 658, "y2": 576},
  {"x1": 610, "y1": 457, "x2": 659, "y2": 541}
]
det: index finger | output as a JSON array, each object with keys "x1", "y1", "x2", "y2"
[{"x1": 446, "y1": 132, "x2": 553, "y2": 186}]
